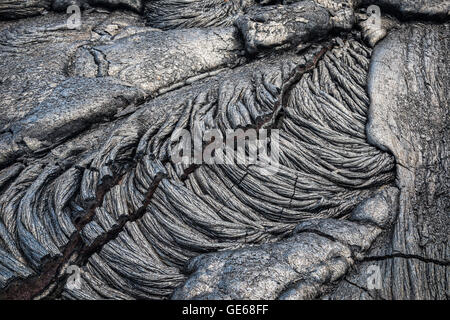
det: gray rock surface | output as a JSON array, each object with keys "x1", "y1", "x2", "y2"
[
  {"x1": 0, "y1": 0, "x2": 447, "y2": 300},
  {"x1": 0, "y1": 0, "x2": 52, "y2": 20},
  {"x1": 172, "y1": 187, "x2": 398, "y2": 299},
  {"x1": 144, "y1": 0, "x2": 262, "y2": 30},
  {"x1": 69, "y1": 27, "x2": 246, "y2": 92},
  {"x1": 335, "y1": 22, "x2": 449, "y2": 300},
  {"x1": 235, "y1": 1, "x2": 354, "y2": 54}
]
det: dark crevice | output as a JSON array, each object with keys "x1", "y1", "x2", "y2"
[
  {"x1": 43, "y1": 156, "x2": 164, "y2": 299},
  {"x1": 0, "y1": 164, "x2": 127, "y2": 300},
  {"x1": 77, "y1": 172, "x2": 164, "y2": 266},
  {"x1": 294, "y1": 228, "x2": 343, "y2": 247},
  {"x1": 0, "y1": 232, "x2": 81, "y2": 300},
  {"x1": 362, "y1": 253, "x2": 449, "y2": 266}
]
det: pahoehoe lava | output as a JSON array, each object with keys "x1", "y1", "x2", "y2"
[{"x1": 0, "y1": 0, "x2": 448, "y2": 300}]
